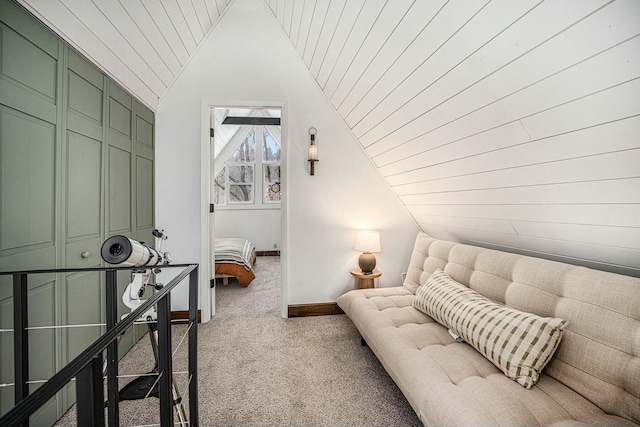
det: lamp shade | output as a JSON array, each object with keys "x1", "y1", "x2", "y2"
[
  {"x1": 308, "y1": 144, "x2": 318, "y2": 161},
  {"x1": 354, "y1": 231, "x2": 381, "y2": 253}
]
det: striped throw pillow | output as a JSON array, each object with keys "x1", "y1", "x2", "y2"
[{"x1": 413, "y1": 269, "x2": 567, "y2": 389}]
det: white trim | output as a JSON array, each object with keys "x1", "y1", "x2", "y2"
[
  {"x1": 200, "y1": 101, "x2": 212, "y2": 322},
  {"x1": 215, "y1": 204, "x2": 280, "y2": 211},
  {"x1": 201, "y1": 99, "x2": 288, "y2": 321}
]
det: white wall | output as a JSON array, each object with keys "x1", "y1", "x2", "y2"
[
  {"x1": 216, "y1": 209, "x2": 281, "y2": 251},
  {"x1": 155, "y1": 0, "x2": 419, "y2": 313}
]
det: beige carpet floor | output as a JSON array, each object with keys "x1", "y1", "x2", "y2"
[{"x1": 56, "y1": 256, "x2": 422, "y2": 426}]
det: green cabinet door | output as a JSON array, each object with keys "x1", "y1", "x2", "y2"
[
  {"x1": 59, "y1": 50, "x2": 106, "y2": 413},
  {"x1": 0, "y1": 1, "x2": 61, "y2": 424}
]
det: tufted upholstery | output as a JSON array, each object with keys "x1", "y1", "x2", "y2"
[{"x1": 337, "y1": 232, "x2": 640, "y2": 426}]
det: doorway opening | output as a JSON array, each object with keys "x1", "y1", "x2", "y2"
[{"x1": 208, "y1": 106, "x2": 283, "y2": 318}]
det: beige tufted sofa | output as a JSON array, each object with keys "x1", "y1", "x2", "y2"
[{"x1": 337, "y1": 233, "x2": 640, "y2": 426}]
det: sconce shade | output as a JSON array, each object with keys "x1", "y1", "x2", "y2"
[
  {"x1": 308, "y1": 144, "x2": 318, "y2": 161},
  {"x1": 354, "y1": 231, "x2": 381, "y2": 253},
  {"x1": 355, "y1": 231, "x2": 381, "y2": 275}
]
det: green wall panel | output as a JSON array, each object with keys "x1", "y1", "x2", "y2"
[
  {"x1": 64, "y1": 271, "x2": 103, "y2": 361},
  {"x1": 28, "y1": 281, "x2": 57, "y2": 385},
  {"x1": 0, "y1": 0, "x2": 58, "y2": 57},
  {"x1": 109, "y1": 97, "x2": 131, "y2": 139},
  {"x1": 109, "y1": 147, "x2": 132, "y2": 233},
  {"x1": 0, "y1": 276, "x2": 58, "y2": 425},
  {"x1": 0, "y1": 295, "x2": 13, "y2": 415},
  {"x1": 0, "y1": 106, "x2": 55, "y2": 254},
  {"x1": 136, "y1": 115, "x2": 153, "y2": 148},
  {"x1": 68, "y1": 50, "x2": 102, "y2": 91},
  {"x1": 0, "y1": 24, "x2": 56, "y2": 101},
  {"x1": 66, "y1": 132, "x2": 102, "y2": 240},
  {"x1": 67, "y1": 70, "x2": 102, "y2": 125},
  {"x1": 136, "y1": 156, "x2": 153, "y2": 229}
]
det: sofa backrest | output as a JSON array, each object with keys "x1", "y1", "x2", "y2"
[{"x1": 403, "y1": 232, "x2": 640, "y2": 424}]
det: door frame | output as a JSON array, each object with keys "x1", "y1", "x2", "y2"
[{"x1": 199, "y1": 99, "x2": 288, "y2": 322}]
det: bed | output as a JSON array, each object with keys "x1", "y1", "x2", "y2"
[{"x1": 214, "y1": 237, "x2": 256, "y2": 287}]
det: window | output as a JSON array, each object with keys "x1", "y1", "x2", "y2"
[
  {"x1": 230, "y1": 129, "x2": 256, "y2": 162},
  {"x1": 228, "y1": 164, "x2": 254, "y2": 203},
  {"x1": 214, "y1": 126, "x2": 280, "y2": 206},
  {"x1": 263, "y1": 128, "x2": 280, "y2": 161},
  {"x1": 214, "y1": 167, "x2": 226, "y2": 205},
  {"x1": 264, "y1": 165, "x2": 280, "y2": 203},
  {"x1": 263, "y1": 128, "x2": 281, "y2": 203}
]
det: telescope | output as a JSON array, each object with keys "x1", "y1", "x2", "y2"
[
  {"x1": 101, "y1": 230, "x2": 171, "y2": 267},
  {"x1": 100, "y1": 229, "x2": 171, "y2": 315},
  {"x1": 98, "y1": 230, "x2": 188, "y2": 421}
]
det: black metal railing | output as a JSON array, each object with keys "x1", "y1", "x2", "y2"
[{"x1": 0, "y1": 263, "x2": 199, "y2": 427}]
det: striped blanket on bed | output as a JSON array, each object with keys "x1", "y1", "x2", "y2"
[{"x1": 214, "y1": 238, "x2": 254, "y2": 271}]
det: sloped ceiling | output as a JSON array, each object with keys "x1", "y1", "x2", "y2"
[
  {"x1": 14, "y1": 0, "x2": 640, "y2": 276},
  {"x1": 212, "y1": 107, "x2": 281, "y2": 159},
  {"x1": 17, "y1": 0, "x2": 232, "y2": 110},
  {"x1": 265, "y1": 0, "x2": 640, "y2": 276}
]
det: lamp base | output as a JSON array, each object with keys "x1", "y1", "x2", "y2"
[{"x1": 358, "y1": 252, "x2": 376, "y2": 274}]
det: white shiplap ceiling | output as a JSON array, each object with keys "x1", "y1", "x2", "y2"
[
  {"x1": 265, "y1": 0, "x2": 640, "y2": 276},
  {"x1": 17, "y1": 0, "x2": 233, "y2": 110}
]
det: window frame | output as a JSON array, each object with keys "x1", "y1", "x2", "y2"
[
  {"x1": 262, "y1": 127, "x2": 281, "y2": 204},
  {"x1": 214, "y1": 125, "x2": 281, "y2": 209},
  {"x1": 227, "y1": 163, "x2": 255, "y2": 205}
]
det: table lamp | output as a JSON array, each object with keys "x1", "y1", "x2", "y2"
[{"x1": 354, "y1": 231, "x2": 381, "y2": 275}]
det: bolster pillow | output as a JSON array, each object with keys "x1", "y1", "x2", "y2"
[{"x1": 413, "y1": 269, "x2": 567, "y2": 389}]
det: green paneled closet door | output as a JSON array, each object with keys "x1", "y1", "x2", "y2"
[
  {"x1": 0, "y1": 0, "x2": 155, "y2": 424},
  {"x1": 0, "y1": 1, "x2": 62, "y2": 423}
]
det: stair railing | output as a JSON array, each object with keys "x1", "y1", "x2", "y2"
[{"x1": 0, "y1": 263, "x2": 199, "y2": 427}]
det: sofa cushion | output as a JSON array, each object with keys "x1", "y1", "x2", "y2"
[{"x1": 413, "y1": 269, "x2": 567, "y2": 389}]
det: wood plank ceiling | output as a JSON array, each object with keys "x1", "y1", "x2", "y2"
[
  {"x1": 267, "y1": 0, "x2": 640, "y2": 276},
  {"x1": 17, "y1": 0, "x2": 232, "y2": 110},
  {"x1": 12, "y1": 0, "x2": 640, "y2": 276}
]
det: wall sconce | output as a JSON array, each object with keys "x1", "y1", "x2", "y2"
[
  {"x1": 354, "y1": 230, "x2": 381, "y2": 274},
  {"x1": 308, "y1": 127, "x2": 318, "y2": 175}
]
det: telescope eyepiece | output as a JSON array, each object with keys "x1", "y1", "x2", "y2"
[
  {"x1": 110, "y1": 243, "x2": 124, "y2": 257},
  {"x1": 101, "y1": 235, "x2": 134, "y2": 265}
]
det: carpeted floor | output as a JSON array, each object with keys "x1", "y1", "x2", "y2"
[{"x1": 56, "y1": 256, "x2": 422, "y2": 426}]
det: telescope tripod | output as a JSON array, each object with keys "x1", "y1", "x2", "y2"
[
  {"x1": 105, "y1": 269, "x2": 188, "y2": 425},
  {"x1": 106, "y1": 319, "x2": 188, "y2": 425}
]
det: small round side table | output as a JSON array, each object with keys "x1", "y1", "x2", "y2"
[{"x1": 350, "y1": 268, "x2": 381, "y2": 289}]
